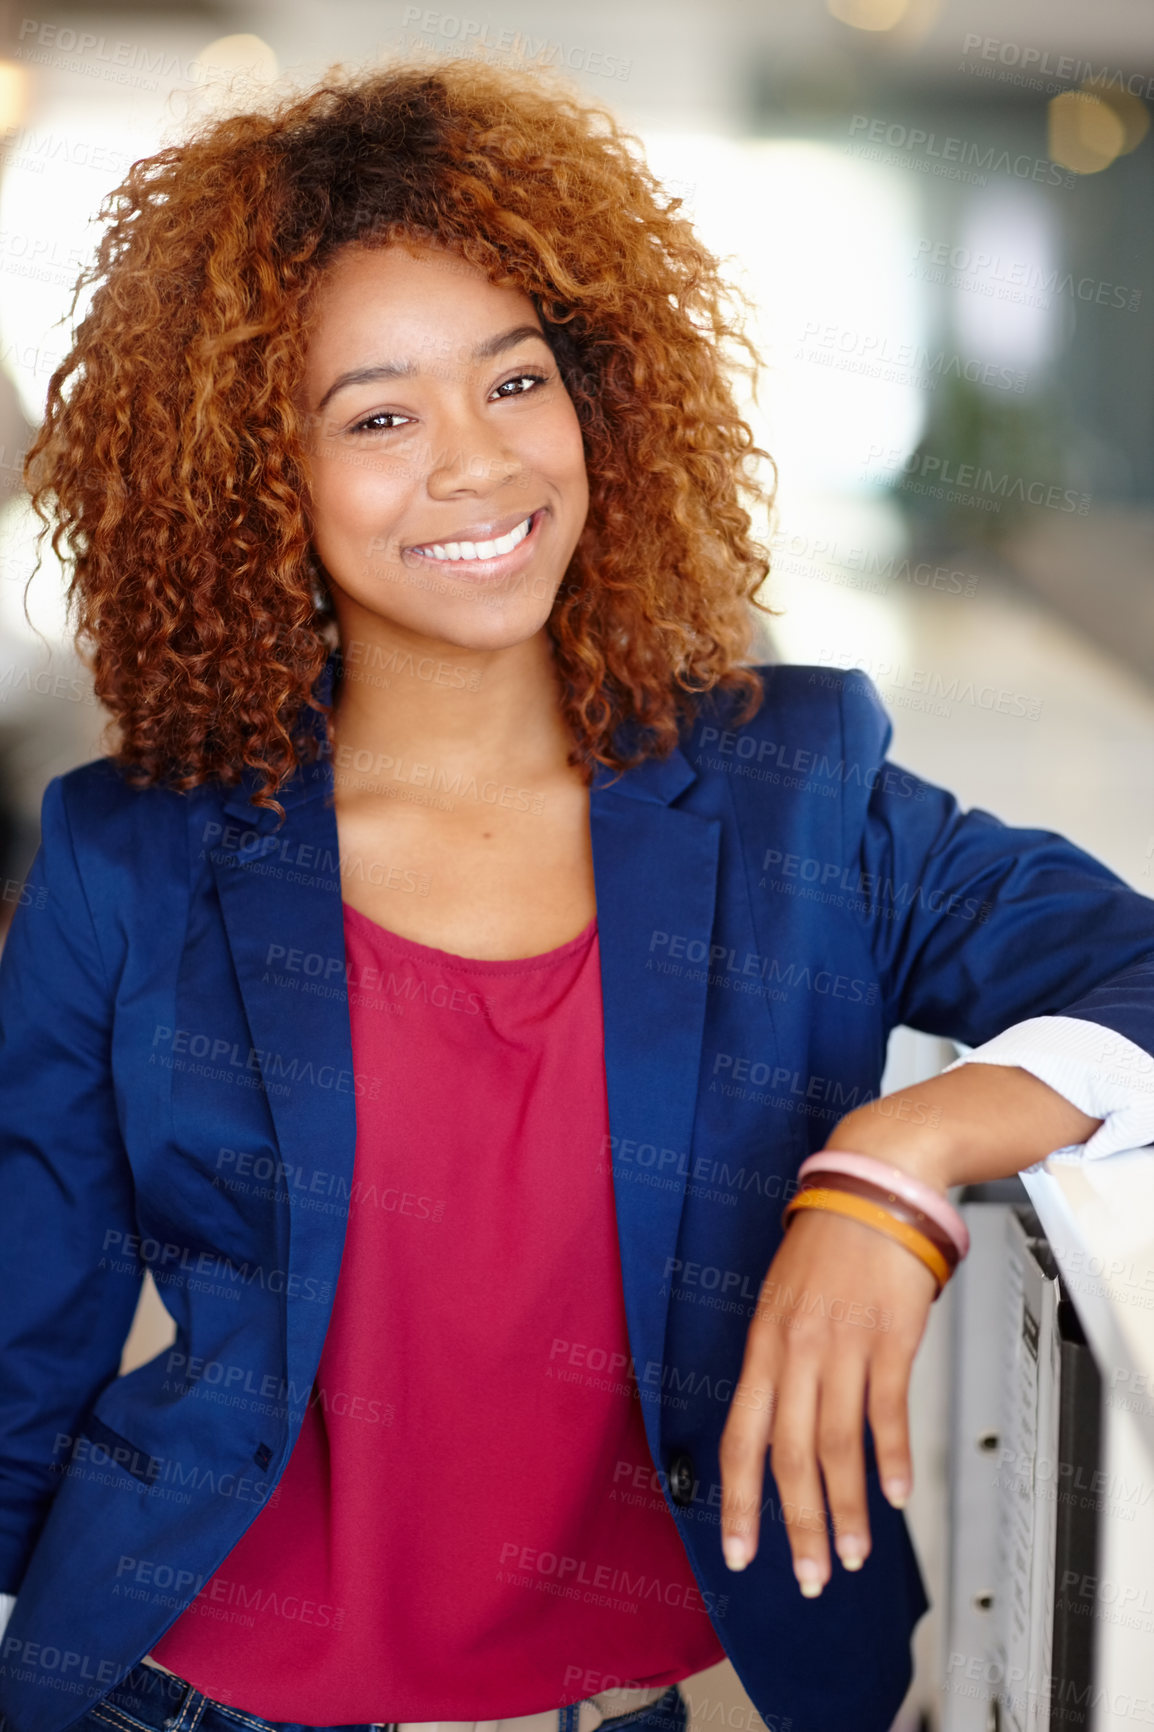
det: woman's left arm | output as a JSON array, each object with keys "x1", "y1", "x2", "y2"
[{"x1": 718, "y1": 667, "x2": 1154, "y2": 1595}]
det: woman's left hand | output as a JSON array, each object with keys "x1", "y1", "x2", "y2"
[
  {"x1": 717, "y1": 1198, "x2": 936, "y2": 1595},
  {"x1": 716, "y1": 1063, "x2": 1103, "y2": 1595}
]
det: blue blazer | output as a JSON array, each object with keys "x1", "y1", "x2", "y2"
[{"x1": 3, "y1": 655, "x2": 1154, "y2": 1732}]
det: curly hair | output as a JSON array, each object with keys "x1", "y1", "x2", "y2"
[{"x1": 24, "y1": 55, "x2": 776, "y2": 817}]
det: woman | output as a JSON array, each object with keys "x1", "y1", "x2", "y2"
[{"x1": 1, "y1": 56, "x2": 1152, "y2": 1732}]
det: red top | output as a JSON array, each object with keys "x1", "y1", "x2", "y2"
[{"x1": 151, "y1": 904, "x2": 725, "y2": 1720}]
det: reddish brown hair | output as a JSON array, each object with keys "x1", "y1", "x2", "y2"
[{"x1": 24, "y1": 56, "x2": 775, "y2": 815}]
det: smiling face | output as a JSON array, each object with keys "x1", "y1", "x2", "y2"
[{"x1": 298, "y1": 240, "x2": 590, "y2": 656}]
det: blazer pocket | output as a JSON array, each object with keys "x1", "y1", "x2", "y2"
[{"x1": 78, "y1": 1412, "x2": 162, "y2": 1487}]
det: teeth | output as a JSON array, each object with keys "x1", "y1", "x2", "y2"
[{"x1": 412, "y1": 514, "x2": 533, "y2": 561}]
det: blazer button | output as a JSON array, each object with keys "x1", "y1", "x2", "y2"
[{"x1": 668, "y1": 1451, "x2": 696, "y2": 1507}]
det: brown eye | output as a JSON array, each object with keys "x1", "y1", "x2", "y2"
[
  {"x1": 491, "y1": 372, "x2": 549, "y2": 400},
  {"x1": 350, "y1": 410, "x2": 411, "y2": 434}
]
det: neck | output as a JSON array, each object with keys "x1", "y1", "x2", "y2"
[{"x1": 327, "y1": 618, "x2": 577, "y2": 781}]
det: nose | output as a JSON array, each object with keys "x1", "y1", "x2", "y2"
[{"x1": 424, "y1": 403, "x2": 524, "y2": 501}]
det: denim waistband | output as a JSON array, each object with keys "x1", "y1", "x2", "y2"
[{"x1": 84, "y1": 1662, "x2": 689, "y2": 1732}]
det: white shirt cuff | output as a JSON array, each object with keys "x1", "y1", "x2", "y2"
[
  {"x1": 945, "y1": 1014, "x2": 1154, "y2": 1162},
  {"x1": 0, "y1": 1591, "x2": 15, "y2": 1639}
]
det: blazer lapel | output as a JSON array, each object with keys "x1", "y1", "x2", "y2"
[
  {"x1": 209, "y1": 683, "x2": 355, "y2": 1425},
  {"x1": 590, "y1": 753, "x2": 721, "y2": 1463}
]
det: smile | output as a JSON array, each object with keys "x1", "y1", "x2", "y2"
[{"x1": 403, "y1": 510, "x2": 542, "y2": 569}]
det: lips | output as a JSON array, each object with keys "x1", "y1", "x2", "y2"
[
  {"x1": 400, "y1": 505, "x2": 540, "y2": 557},
  {"x1": 396, "y1": 507, "x2": 546, "y2": 578}
]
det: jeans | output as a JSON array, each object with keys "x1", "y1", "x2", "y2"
[{"x1": 64, "y1": 1663, "x2": 690, "y2": 1732}]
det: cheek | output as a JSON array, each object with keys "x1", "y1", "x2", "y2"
[
  {"x1": 310, "y1": 445, "x2": 408, "y2": 535},
  {"x1": 535, "y1": 402, "x2": 589, "y2": 501}
]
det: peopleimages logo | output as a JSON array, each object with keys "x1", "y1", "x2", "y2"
[
  {"x1": 758, "y1": 848, "x2": 993, "y2": 922},
  {"x1": 959, "y1": 33, "x2": 1154, "y2": 102},
  {"x1": 691, "y1": 723, "x2": 923, "y2": 798},
  {"x1": 864, "y1": 443, "x2": 1091, "y2": 517},
  {"x1": 811, "y1": 653, "x2": 1042, "y2": 720},
  {"x1": 792, "y1": 319, "x2": 1026, "y2": 393},
  {"x1": 399, "y1": 7, "x2": 632, "y2": 79},
  {"x1": 14, "y1": 17, "x2": 267, "y2": 91},
  {"x1": 910, "y1": 238, "x2": 1142, "y2": 314},
  {"x1": 847, "y1": 113, "x2": 1076, "y2": 188},
  {"x1": 770, "y1": 531, "x2": 981, "y2": 599}
]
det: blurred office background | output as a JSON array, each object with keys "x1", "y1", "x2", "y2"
[{"x1": 0, "y1": 0, "x2": 1150, "y2": 1726}]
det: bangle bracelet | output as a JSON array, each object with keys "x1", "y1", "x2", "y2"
[
  {"x1": 782, "y1": 1187, "x2": 950, "y2": 1296},
  {"x1": 794, "y1": 1170, "x2": 960, "y2": 1276},
  {"x1": 799, "y1": 1150, "x2": 970, "y2": 1263}
]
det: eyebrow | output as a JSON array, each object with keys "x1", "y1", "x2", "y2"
[{"x1": 315, "y1": 323, "x2": 552, "y2": 413}]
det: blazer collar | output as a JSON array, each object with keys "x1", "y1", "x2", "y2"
[{"x1": 220, "y1": 648, "x2": 699, "y2": 823}]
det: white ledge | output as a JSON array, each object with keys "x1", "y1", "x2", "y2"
[{"x1": 1021, "y1": 1146, "x2": 1154, "y2": 1396}]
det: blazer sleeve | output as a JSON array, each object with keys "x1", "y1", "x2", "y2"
[
  {"x1": 840, "y1": 671, "x2": 1154, "y2": 1062},
  {"x1": 0, "y1": 775, "x2": 144, "y2": 1592}
]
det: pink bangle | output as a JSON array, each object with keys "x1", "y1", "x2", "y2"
[{"x1": 797, "y1": 1151, "x2": 970, "y2": 1263}]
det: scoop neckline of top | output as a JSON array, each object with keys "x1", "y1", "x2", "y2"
[{"x1": 341, "y1": 901, "x2": 598, "y2": 971}]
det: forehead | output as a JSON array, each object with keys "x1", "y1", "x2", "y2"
[{"x1": 304, "y1": 240, "x2": 540, "y2": 366}]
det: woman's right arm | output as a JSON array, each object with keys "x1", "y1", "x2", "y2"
[{"x1": 0, "y1": 774, "x2": 145, "y2": 1600}]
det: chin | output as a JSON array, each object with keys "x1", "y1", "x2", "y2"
[
  {"x1": 431, "y1": 604, "x2": 558, "y2": 653},
  {"x1": 359, "y1": 590, "x2": 560, "y2": 654}
]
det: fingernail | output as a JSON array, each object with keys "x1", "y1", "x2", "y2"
[
  {"x1": 837, "y1": 1540, "x2": 866, "y2": 1571},
  {"x1": 723, "y1": 1536, "x2": 751, "y2": 1571},
  {"x1": 794, "y1": 1557, "x2": 824, "y2": 1598},
  {"x1": 883, "y1": 1480, "x2": 910, "y2": 1510}
]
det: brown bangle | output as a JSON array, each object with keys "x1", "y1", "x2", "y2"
[
  {"x1": 794, "y1": 1170, "x2": 960, "y2": 1275},
  {"x1": 782, "y1": 1187, "x2": 951, "y2": 1295}
]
